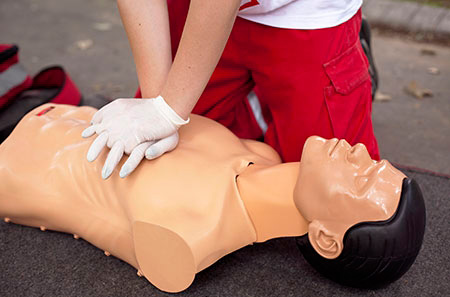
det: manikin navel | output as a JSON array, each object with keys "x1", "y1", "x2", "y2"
[{"x1": 0, "y1": 104, "x2": 405, "y2": 292}]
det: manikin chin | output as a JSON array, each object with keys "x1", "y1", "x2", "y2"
[{"x1": 0, "y1": 104, "x2": 425, "y2": 292}]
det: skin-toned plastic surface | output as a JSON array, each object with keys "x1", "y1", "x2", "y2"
[{"x1": 0, "y1": 104, "x2": 406, "y2": 292}]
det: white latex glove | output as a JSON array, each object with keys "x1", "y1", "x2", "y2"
[
  {"x1": 119, "y1": 132, "x2": 179, "y2": 178},
  {"x1": 82, "y1": 96, "x2": 189, "y2": 179}
]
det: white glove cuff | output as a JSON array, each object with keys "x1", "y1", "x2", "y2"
[{"x1": 154, "y1": 95, "x2": 190, "y2": 128}]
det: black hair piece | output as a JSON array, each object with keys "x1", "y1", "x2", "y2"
[{"x1": 296, "y1": 178, "x2": 426, "y2": 288}]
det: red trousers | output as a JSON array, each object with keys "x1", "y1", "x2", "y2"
[{"x1": 139, "y1": 0, "x2": 380, "y2": 161}]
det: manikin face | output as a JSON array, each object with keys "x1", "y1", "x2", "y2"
[{"x1": 294, "y1": 136, "x2": 406, "y2": 259}]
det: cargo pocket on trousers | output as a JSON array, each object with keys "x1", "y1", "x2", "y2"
[{"x1": 323, "y1": 41, "x2": 372, "y2": 139}]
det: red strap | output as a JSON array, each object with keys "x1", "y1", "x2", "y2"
[{"x1": 32, "y1": 66, "x2": 81, "y2": 106}]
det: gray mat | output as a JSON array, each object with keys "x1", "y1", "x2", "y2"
[{"x1": 0, "y1": 167, "x2": 449, "y2": 297}]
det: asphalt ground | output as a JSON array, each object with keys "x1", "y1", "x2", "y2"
[{"x1": 371, "y1": 30, "x2": 450, "y2": 176}]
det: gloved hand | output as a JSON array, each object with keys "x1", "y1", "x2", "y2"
[{"x1": 82, "y1": 96, "x2": 189, "y2": 179}]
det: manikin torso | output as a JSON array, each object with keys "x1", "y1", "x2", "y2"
[
  {"x1": 0, "y1": 104, "x2": 405, "y2": 293},
  {"x1": 0, "y1": 104, "x2": 307, "y2": 292}
]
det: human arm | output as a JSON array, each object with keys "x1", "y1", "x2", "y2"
[
  {"x1": 159, "y1": 0, "x2": 242, "y2": 119},
  {"x1": 118, "y1": 0, "x2": 241, "y2": 118},
  {"x1": 117, "y1": 0, "x2": 172, "y2": 98},
  {"x1": 83, "y1": 0, "x2": 242, "y2": 179}
]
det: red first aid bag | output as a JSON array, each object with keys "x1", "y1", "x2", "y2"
[{"x1": 0, "y1": 44, "x2": 82, "y2": 142}]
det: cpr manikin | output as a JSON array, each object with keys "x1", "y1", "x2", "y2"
[{"x1": 0, "y1": 104, "x2": 425, "y2": 292}]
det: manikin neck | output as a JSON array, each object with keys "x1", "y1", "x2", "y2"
[{"x1": 236, "y1": 162, "x2": 309, "y2": 243}]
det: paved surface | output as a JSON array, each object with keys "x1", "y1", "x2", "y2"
[
  {"x1": 0, "y1": 0, "x2": 449, "y2": 174},
  {"x1": 371, "y1": 31, "x2": 450, "y2": 175},
  {"x1": 363, "y1": 0, "x2": 450, "y2": 38}
]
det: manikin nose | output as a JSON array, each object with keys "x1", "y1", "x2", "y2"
[{"x1": 330, "y1": 139, "x2": 351, "y2": 156}]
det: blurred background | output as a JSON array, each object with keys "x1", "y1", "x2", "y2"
[{"x1": 0, "y1": 0, "x2": 449, "y2": 174}]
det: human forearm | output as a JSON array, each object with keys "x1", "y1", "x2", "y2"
[
  {"x1": 160, "y1": 0, "x2": 241, "y2": 120},
  {"x1": 84, "y1": 0, "x2": 241, "y2": 178},
  {"x1": 118, "y1": 0, "x2": 172, "y2": 98}
]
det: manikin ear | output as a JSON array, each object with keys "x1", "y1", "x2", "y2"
[{"x1": 308, "y1": 220, "x2": 343, "y2": 259}]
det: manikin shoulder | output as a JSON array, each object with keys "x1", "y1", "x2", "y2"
[{"x1": 182, "y1": 115, "x2": 281, "y2": 166}]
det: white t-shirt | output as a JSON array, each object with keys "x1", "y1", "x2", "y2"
[{"x1": 238, "y1": 0, "x2": 362, "y2": 29}]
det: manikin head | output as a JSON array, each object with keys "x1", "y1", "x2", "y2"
[{"x1": 294, "y1": 136, "x2": 426, "y2": 287}]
